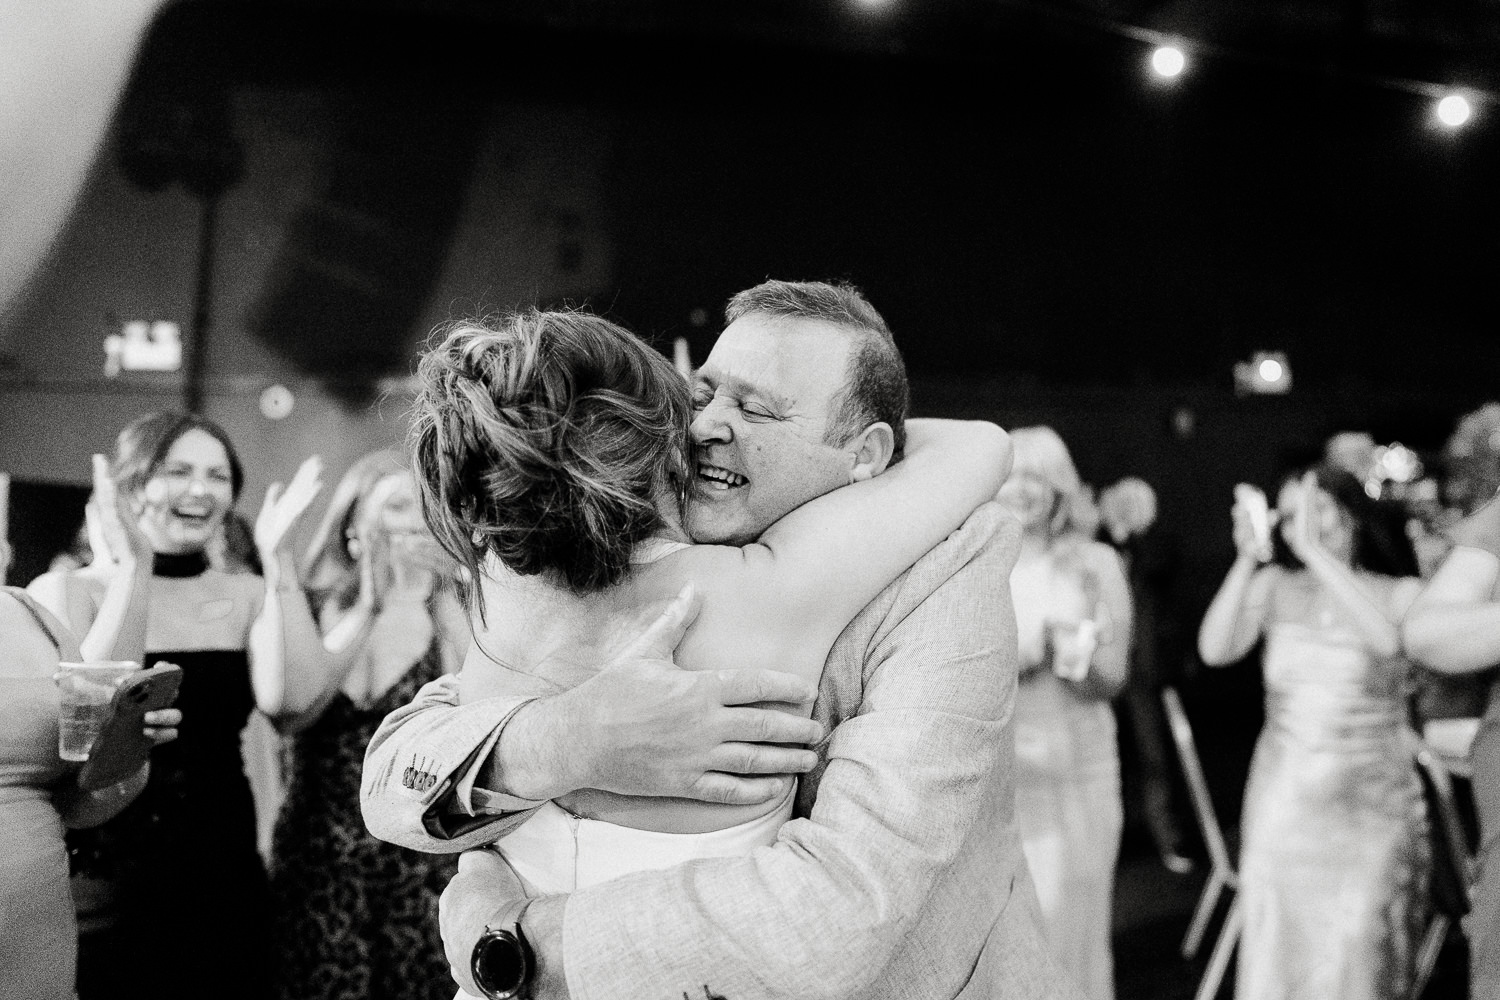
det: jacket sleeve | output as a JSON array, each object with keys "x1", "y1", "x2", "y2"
[
  {"x1": 360, "y1": 673, "x2": 548, "y2": 852},
  {"x1": 558, "y1": 509, "x2": 1022, "y2": 1000}
]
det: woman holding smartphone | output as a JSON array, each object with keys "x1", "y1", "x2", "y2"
[
  {"x1": 27, "y1": 412, "x2": 327, "y2": 1000},
  {"x1": 1198, "y1": 465, "x2": 1427, "y2": 1000},
  {"x1": 1, "y1": 578, "x2": 179, "y2": 1000}
]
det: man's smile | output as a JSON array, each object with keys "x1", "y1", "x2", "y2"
[{"x1": 697, "y1": 462, "x2": 748, "y2": 491}]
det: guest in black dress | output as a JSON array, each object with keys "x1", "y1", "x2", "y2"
[
  {"x1": 268, "y1": 451, "x2": 465, "y2": 1000},
  {"x1": 27, "y1": 412, "x2": 328, "y2": 1000}
]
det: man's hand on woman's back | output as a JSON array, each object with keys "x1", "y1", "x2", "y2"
[{"x1": 489, "y1": 583, "x2": 824, "y2": 804}]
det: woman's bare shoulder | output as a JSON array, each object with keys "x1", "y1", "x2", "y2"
[{"x1": 650, "y1": 541, "x2": 803, "y2": 607}]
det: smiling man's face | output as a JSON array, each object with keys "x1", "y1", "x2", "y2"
[{"x1": 686, "y1": 314, "x2": 858, "y2": 545}]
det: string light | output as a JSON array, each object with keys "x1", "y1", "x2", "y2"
[
  {"x1": 1150, "y1": 46, "x2": 1186, "y2": 79},
  {"x1": 970, "y1": 0, "x2": 1496, "y2": 136},
  {"x1": 1436, "y1": 94, "x2": 1473, "y2": 128}
]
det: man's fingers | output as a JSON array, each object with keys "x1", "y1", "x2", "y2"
[
  {"x1": 687, "y1": 772, "x2": 795, "y2": 807},
  {"x1": 709, "y1": 740, "x2": 820, "y2": 776},
  {"x1": 717, "y1": 706, "x2": 823, "y2": 748},
  {"x1": 610, "y1": 583, "x2": 702, "y2": 665},
  {"x1": 715, "y1": 668, "x2": 818, "y2": 708}
]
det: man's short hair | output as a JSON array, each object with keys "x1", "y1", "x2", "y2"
[{"x1": 724, "y1": 279, "x2": 909, "y2": 460}]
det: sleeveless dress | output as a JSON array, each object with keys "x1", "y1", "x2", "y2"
[
  {"x1": 69, "y1": 647, "x2": 271, "y2": 1000},
  {"x1": 1235, "y1": 589, "x2": 1429, "y2": 1000},
  {"x1": 268, "y1": 644, "x2": 457, "y2": 1000},
  {"x1": 1010, "y1": 548, "x2": 1121, "y2": 1000},
  {"x1": 0, "y1": 588, "x2": 80, "y2": 1000}
]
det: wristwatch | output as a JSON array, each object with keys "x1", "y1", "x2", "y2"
[{"x1": 471, "y1": 898, "x2": 535, "y2": 1000}]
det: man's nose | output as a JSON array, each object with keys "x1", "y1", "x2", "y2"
[{"x1": 689, "y1": 401, "x2": 732, "y2": 444}]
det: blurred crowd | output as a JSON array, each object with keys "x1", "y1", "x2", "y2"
[{"x1": 3, "y1": 388, "x2": 1499, "y2": 1000}]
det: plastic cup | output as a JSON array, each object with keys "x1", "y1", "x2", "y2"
[
  {"x1": 1049, "y1": 620, "x2": 1098, "y2": 682},
  {"x1": 54, "y1": 661, "x2": 140, "y2": 761}
]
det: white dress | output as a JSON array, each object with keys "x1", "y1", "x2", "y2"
[
  {"x1": 455, "y1": 538, "x2": 799, "y2": 997},
  {"x1": 1010, "y1": 548, "x2": 1122, "y2": 1000}
]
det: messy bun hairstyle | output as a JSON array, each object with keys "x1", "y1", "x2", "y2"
[{"x1": 408, "y1": 309, "x2": 693, "y2": 607}]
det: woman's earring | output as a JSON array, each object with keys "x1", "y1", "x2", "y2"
[{"x1": 346, "y1": 534, "x2": 362, "y2": 559}]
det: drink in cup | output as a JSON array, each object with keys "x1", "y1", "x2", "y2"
[
  {"x1": 55, "y1": 661, "x2": 140, "y2": 761},
  {"x1": 1050, "y1": 619, "x2": 1098, "y2": 682}
]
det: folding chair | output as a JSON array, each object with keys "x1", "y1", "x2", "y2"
[
  {"x1": 1161, "y1": 685, "x2": 1241, "y2": 1000},
  {"x1": 1411, "y1": 739, "x2": 1476, "y2": 999}
]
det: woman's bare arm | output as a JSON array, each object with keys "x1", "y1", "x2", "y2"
[
  {"x1": 1403, "y1": 546, "x2": 1500, "y2": 674},
  {"x1": 743, "y1": 418, "x2": 1011, "y2": 629}
]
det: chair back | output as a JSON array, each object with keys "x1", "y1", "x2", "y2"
[
  {"x1": 1413, "y1": 738, "x2": 1475, "y2": 917},
  {"x1": 1162, "y1": 685, "x2": 1236, "y2": 880}
]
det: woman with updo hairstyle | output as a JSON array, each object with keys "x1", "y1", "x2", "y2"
[
  {"x1": 27, "y1": 411, "x2": 329, "y2": 1000},
  {"x1": 1199, "y1": 463, "x2": 1427, "y2": 1000},
  {"x1": 406, "y1": 306, "x2": 1011, "y2": 894},
  {"x1": 994, "y1": 425, "x2": 1133, "y2": 1000},
  {"x1": 268, "y1": 450, "x2": 466, "y2": 1000}
]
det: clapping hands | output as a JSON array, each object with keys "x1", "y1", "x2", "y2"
[
  {"x1": 1282, "y1": 470, "x2": 1324, "y2": 564},
  {"x1": 85, "y1": 454, "x2": 153, "y2": 569},
  {"x1": 255, "y1": 456, "x2": 324, "y2": 562},
  {"x1": 1231, "y1": 483, "x2": 1276, "y2": 564}
]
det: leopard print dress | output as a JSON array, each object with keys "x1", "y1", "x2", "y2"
[{"x1": 268, "y1": 645, "x2": 457, "y2": 1000}]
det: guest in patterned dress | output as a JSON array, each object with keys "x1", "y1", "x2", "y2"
[
  {"x1": 268, "y1": 451, "x2": 466, "y2": 1000},
  {"x1": 1199, "y1": 465, "x2": 1428, "y2": 1000}
]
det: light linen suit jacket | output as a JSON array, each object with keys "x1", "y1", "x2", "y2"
[{"x1": 361, "y1": 503, "x2": 1080, "y2": 1000}]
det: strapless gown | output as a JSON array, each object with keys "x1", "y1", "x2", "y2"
[{"x1": 1235, "y1": 622, "x2": 1428, "y2": 1000}]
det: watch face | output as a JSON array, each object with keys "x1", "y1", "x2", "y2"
[{"x1": 473, "y1": 928, "x2": 529, "y2": 999}]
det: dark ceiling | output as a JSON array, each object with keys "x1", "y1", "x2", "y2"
[{"x1": 112, "y1": 1, "x2": 1500, "y2": 402}]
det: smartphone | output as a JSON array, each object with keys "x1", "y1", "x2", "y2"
[{"x1": 76, "y1": 664, "x2": 183, "y2": 791}]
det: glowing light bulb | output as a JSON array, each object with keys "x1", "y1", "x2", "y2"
[
  {"x1": 1258, "y1": 359, "x2": 1283, "y2": 383},
  {"x1": 1151, "y1": 46, "x2": 1186, "y2": 79},
  {"x1": 259, "y1": 384, "x2": 295, "y2": 420},
  {"x1": 1436, "y1": 94, "x2": 1472, "y2": 128}
]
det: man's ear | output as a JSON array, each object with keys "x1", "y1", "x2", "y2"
[{"x1": 847, "y1": 423, "x2": 896, "y2": 483}]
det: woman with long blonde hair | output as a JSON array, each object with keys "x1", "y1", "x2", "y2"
[{"x1": 269, "y1": 450, "x2": 467, "y2": 1000}]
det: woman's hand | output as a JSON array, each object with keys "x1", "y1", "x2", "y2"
[
  {"x1": 255, "y1": 455, "x2": 324, "y2": 560},
  {"x1": 1282, "y1": 471, "x2": 1322, "y2": 565},
  {"x1": 142, "y1": 707, "x2": 181, "y2": 746},
  {"x1": 1231, "y1": 483, "x2": 1275, "y2": 564},
  {"x1": 87, "y1": 453, "x2": 153, "y2": 569}
]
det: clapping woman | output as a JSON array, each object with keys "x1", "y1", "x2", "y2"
[
  {"x1": 1198, "y1": 466, "x2": 1427, "y2": 1000},
  {"x1": 269, "y1": 451, "x2": 467, "y2": 1000},
  {"x1": 27, "y1": 411, "x2": 328, "y2": 1000}
]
